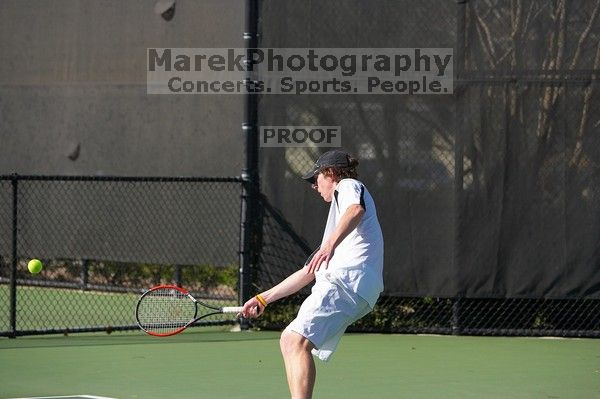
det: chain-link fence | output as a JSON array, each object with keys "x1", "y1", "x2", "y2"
[
  {"x1": 254, "y1": 0, "x2": 600, "y2": 337},
  {"x1": 0, "y1": 175, "x2": 242, "y2": 337},
  {"x1": 2, "y1": 0, "x2": 599, "y2": 339}
]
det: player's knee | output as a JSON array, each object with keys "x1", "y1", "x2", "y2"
[
  {"x1": 280, "y1": 330, "x2": 312, "y2": 356},
  {"x1": 279, "y1": 330, "x2": 295, "y2": 355}
]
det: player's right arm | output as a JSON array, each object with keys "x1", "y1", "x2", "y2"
[{"x1": 240, "y1": 268, "x2": 315, "y2": 318}]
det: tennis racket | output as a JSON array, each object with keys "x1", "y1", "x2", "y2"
[{"x1": 135, "y1": 285, "x2": 243, "y2": 337}]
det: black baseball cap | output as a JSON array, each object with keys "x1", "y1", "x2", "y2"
[{"x1": 302, "y1": 149, "x2": 351, "y2": 184}]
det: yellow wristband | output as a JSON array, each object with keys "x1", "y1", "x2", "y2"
[{"x1": 255, "y1": 294, "x2": 267, "y2": 307}]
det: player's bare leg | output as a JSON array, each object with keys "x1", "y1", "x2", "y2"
[{"x1": 280, "y1": 329, "x2": 316, "y2": 399}]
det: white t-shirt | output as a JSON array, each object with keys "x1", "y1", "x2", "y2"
[{"x1": 315, "y1": 178, "x2": 384, "y2": 308}]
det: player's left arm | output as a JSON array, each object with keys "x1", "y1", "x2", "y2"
[{"x1": 306, "y1": 203, "x2": 364, "y2": 273}]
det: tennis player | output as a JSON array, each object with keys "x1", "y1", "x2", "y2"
[{"x1": 241, "y1": 149, "x2": 384, "y2": 399}]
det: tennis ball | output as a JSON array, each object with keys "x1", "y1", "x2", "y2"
[{"x1": 27, "y1": 259, "x2": 43, "y2": 274}]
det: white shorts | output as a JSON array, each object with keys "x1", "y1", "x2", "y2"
[{"x1": 285, "y1": 278, "x2": 371, "y2": 362}]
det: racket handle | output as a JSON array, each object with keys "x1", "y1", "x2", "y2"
[{"x1": 222, "y1": 306, "x2": 243, "y2": 313}]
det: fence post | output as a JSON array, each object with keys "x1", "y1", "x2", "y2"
[
  {"x1": 452, "y1": 0, "x2": 466, "y2": 337},
  {"x1": 451, "y1": 297, "x2": 462, "y2": 335},
  {"x1": 9, "y1": 173, "x2": 19, "y2": 338},
  {"x1": 80, "y1": 259, "x2": 89, "y2": 290},
  {"x1": 239, "y1": 0, "x2": 261, "y2": 330},
  {"x1": 174, "y1": 264, "x2": 182, "y2": 287}
]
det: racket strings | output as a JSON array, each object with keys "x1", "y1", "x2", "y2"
[{"x1": 137, "y1": 288, "x2": 197, "y2": 335}]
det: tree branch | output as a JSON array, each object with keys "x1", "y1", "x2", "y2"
[
  {"x1": 474, "y1": 3, "x2": 498, "y2": 69},
  {"x1": 570, "y1": 39, "x2": 600, "y2": 167},
  {"x1": 569, "y1": 0, "x2": 600, "y2": 70}
]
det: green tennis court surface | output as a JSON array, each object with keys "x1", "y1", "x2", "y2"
[
  {"x1": 1, "y1": 330, "x2": 598, "y2": 399},
  {"x1": 5, "y1": 396, "x2": 115, "y2": 399}
]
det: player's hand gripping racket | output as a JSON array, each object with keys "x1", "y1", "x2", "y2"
[{"x1": 135, "y1": 285, "x2": 242, "y2": 337}]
